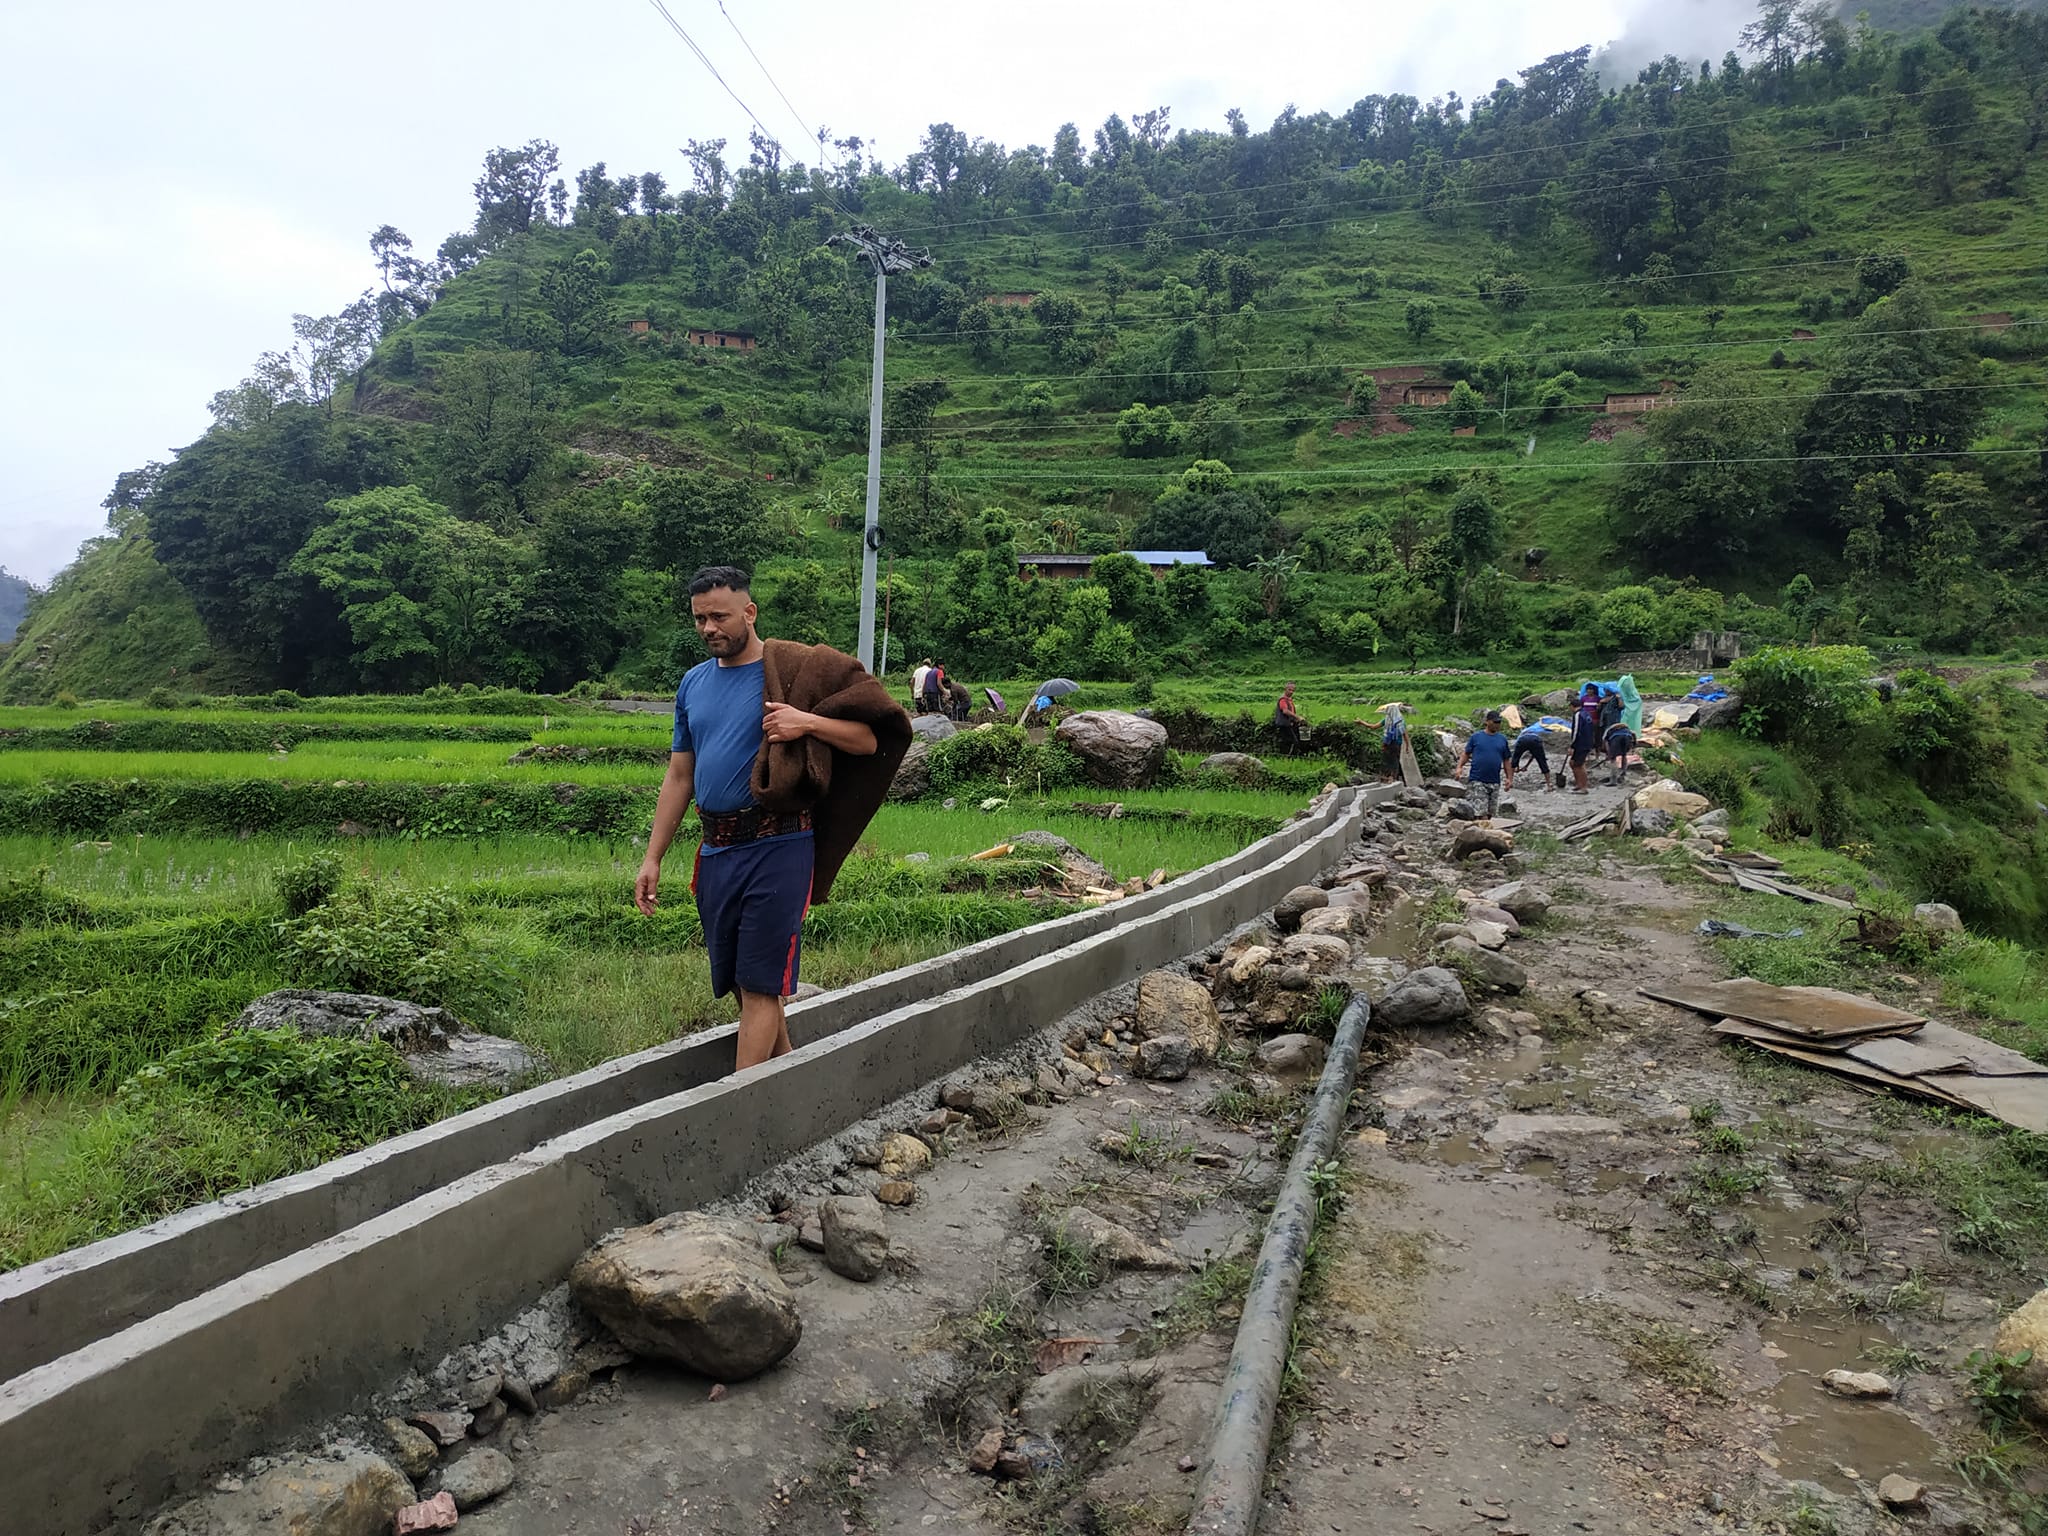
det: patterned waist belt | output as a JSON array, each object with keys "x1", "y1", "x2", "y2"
[{"x1": 700, "y1": 806, "x2": 813, "y2": 847}]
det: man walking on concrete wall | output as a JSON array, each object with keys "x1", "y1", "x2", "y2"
[{"x1": 636, "y1": 567, "x2": 911, "y2": 1071}]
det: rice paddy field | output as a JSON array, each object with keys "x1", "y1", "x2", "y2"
[{"x1": 0, "y1": 691, "x2": 1353, "y2": 1270}]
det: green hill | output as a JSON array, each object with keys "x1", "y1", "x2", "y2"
[
  {"x1": 0, "y1": 569, "x2": 30, "y2": 645},
  {"x1": 6, "y1": 0, "x2": 2047, "y2": 703}
]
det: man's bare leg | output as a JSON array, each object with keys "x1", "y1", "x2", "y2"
[{"x1": 736, "y1": 988, "x2": 792, "y2": 1070}]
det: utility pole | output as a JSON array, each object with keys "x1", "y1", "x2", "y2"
[{"x1": 829, "y1": 223, "x2": 932, "y2": 674}]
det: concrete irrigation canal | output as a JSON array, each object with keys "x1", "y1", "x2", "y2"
[{"x1": 9, "y1": 774, "x2": 2048, "y2": 1535}]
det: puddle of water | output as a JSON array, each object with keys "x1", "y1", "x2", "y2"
[
  {"x1": 1363, "y1": 896, "x2": 1422, "y2": 959},
  {"x1": 1762, "y1": 1316, "x2": 1945, "y2": 1495}
]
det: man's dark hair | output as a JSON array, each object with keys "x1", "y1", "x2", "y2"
[{"x1": 688, "y1": 565, "x2": 752, "y2": 597}]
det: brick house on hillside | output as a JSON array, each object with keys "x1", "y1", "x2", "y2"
[
  {"x1": 685, "y1": 328, "x2": 757, "y2": 351},
  {"x1": 1367, "y1": 365, "x2": 1455, "y2": 407}
]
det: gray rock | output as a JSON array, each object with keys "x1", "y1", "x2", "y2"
[
  {"x1": 1877, "y1": 1475, "x2": 1925, "y2": 1509},
  {"x1": 1431, "y1": 922, "x2": 1475, "y2": 945},
  {"x1": 1398, "y1": 788, "x2": 1433, "y2": 809},
  {"x1": 233, "y1": 988, "x2": 452, "y2": 1051},
  {"x1": 142, "y1": 1451, "x2": 414, "y2": 1536},
  {"x1": 909, "y1": 714, "x2": 957, "y2": 743},
  {"x1": 1542, "y1": 689, "x2": 1572, "y2": 713},
  {"x1": 1255, "y1": 1033, "x2": 1328, "y2": 1084},
  {"x1": 1198, "y1": 751, "x2": 1266, "y2": 784},
  {"x1": 888, "y1": 740, "x2": 933, "y2": 801},
  {"x1": 1017, "y1": 1359, "x2": 1163, "y2": 1439},
  {"x1": 230, "y1": 989, "x2": 539, "y2": 1092},
  {"x1": 1466, "y1": 919, "x2": 1510, "y2": 950},
  {"x1": 1691, "y1": 808, "x2": 1730, "y2": 836},
  {"x1": 1278, "y1": 932, "x2": 1351, "y2": 974},
  {"x1": 1693, "y1": 692, "x2": 1743, "y2": 730},
  {"x1": 1465, "y1": 903, "x2": 1520, "y2": 935},
  {"x1": 1273, "y1": 884, "x2": 1330, "y2": 933},
  {"x1": 820, "y1": 1197, "x2": 890, "y2": 1282},
  {"x1": 1481, "y1": 881, "x2": 1550, "y2": 922},
  {"x1": 1053, "y1": 1206, "x2": 1183, "y2": 1271},
  {"x1": 382, "y1": 1419, "x2": 439, "y2": 1481},
  {"x1": 1133, "y1": 971, "x2": 1221, "y2": 1058},
  {"x1": 436, "y1": 1448, "x2": 515, "y2": 1511},
  {"x1": 1913, "y1": 902, "x2": 1963, "y2": 934},
  {"x1": 1134, "y1": 1034, "x2": 1192, "y2": 1081},
  {"x1": 1629, "y1": 806, "x2": 1676, "y2": 837},
  {"x1": 1054, "y1": 710, "x2": 1169, "y2": 788},
  {"x1": 1443, "y1": 937, "x2": 1529, "y2": 993},
  {"x1": 568, "y1": 1212, "x2": 802, "y2": 1381},
  {"x1": 1482, "y1": 1113, "x2": 1625, "y2": 1148},
  {"x1": 1374, "y1": 966, "x2": 1471, "y2": 1029},
  {"x1": 1451, "y1": 824, "x2": 1513, "y2": 859},
  {"x1": 941, "y1": 1081, "x2": 1023, "y2": 1128}
]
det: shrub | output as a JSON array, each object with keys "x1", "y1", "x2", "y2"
[
  {"x1": 269, "y1": 689, "x2": 305, "y2": 709},
  {"x1": 145, "y1": 686, "x2": 179, "y2": 710},
  {"x1": 273, "y1": 851, "x2": 346, "y2": 918},
  {"x1": 280, "y1": 884, "x2": 495, "y2": 1008},
  {"x1": 54, "y1": 691, "x2": 79, "y2": 710},
  {"x1": 122, "y1": 1027, "x2": 432, "y2": 1144},
  {"x1": 0, "y1": 867, "x2": 96, "y2": 933},
  {"x1": 1732, "y1": 645, "x2": 1879, "y2": 749}
]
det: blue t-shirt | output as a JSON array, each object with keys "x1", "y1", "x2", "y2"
[
  {"x1": 672, "y1": 658, "x2": 812, "y2": 855},
  {"x1": 1466, "y1": 730, "x2": 1512, "y2": 784}
]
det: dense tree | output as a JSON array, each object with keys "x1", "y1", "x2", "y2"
[
  {"x1": 1444, "y1": 478, "x2": 1504, "y2": 635},
  {"x1": 1609, "y1": 364, "x2": 1792, "y2": 564},
  {"x1": 473, "y1": 141, "x2": 560, "y2": 245},
  {"x1": 431, "y1": 350, "x2": 556, "y2": 527}
]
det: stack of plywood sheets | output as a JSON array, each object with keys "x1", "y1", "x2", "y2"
[{"x1": 1641, "y1": 978, "x2": 2048, "y2": 1133}]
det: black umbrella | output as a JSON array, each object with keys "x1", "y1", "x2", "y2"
[{"x1": 1035, "y1": 678, "x2": 1080, "y2": 700}]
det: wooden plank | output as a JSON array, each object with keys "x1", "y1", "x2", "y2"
[
  {"x1": 1713, "y1": 1018, "x2": 1920, "y2": 1056},
  {"x1": 1720, "y1": 851, "x2": 1785, "y2": 871},
  {"x1": 1399, "y1": 736, "x2": 1424, "y2": 790},
  {"x1": 1929, "y1": 1074, "x2": 2048, "y2": 1134},
  {"x1": 1906, "y1": 1021, "x2": 2048, "y2": 1077},
  {"x1": 1847, "y1": 1034, "x2": 1973, "y2": 1076},
  {"x1": 1731, "y1": 1037, "x2": 1972, "y2": 1107},
  {"x1": 1725, "y1": 869, "x2": 1855, "y2": 909},
  {"x1": 1640, "y1": 979, "x2": 1926, "y2": 1038}
]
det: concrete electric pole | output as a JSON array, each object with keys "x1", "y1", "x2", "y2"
[{"x1": 828, "y1": 223, "x2": 932, "y2": 675}]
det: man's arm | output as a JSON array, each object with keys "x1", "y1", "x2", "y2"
[
  {"x1": 635, "y1": 751, "x2": 696, "y2": 914},
  {"x1": 762, "y1": 703, "x2": 878, "y2": 756}
]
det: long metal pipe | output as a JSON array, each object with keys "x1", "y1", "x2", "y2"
[{"x1": 1186, "y1": 990, "x2": 1372, "y2": 1536}]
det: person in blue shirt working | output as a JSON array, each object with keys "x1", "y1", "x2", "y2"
[
  {"x1": 634, "y1": 567, "x2": 903, "y2": 1071},
  {"x1": 1457, "y1": 709, "x2": 1514, "y2": 818}
]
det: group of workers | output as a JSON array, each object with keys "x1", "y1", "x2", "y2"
[
  {"x1": 1447, "y1": 683, "x2": 1639, "y2": 805},
  {"x1": 909, "y1": 659, "x2": 973, "y2": 722}
]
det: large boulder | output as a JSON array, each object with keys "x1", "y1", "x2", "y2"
[
  {"x1": 143, "y1": 1451, "x2": 414, "y2": 1536},
  {"x1": 1273, "y1": 885, "x2": 1329, "y2": 932},
  {"x1": 569, "y1": 1212, "x2": 802, "y2": 1381},
  {"x1": 1134, "y1": 971, "x2": 1221, "y2": 1058},
  {"x1": 434, "y1": 1449, "x2": 515, "y2": 1512},
  {"x1": 909, "y1": 714, "x2": 957, "y2": 743},
  {"x1": 1634, "y1": 780, "x2": 1711, "y2": 819},
  {"x1": 1997, "y1": 1289, "x2": 2048, "y2": 1421},
  {"x1": 1055, "y1": 711, "x2": 1169, "y2": 789},
  {"x1": 1280, "y1": 933, "x2": 1352, "y2": 975},
  {"x1": 888, "y1": 740, "x2": 933, "y2": 801},
  {"x1": 820, "y1": 1197, "x2": 891, "y2": 1282},
  {"x1": 1375, "y1": 967, "x2": 1471, "y2": 1030},
  {"x1": 1913, "y1": 902, "x2": 1964, "y2": 935},
  {"x1": 1629, "y1": 806, "x2": 1676, "y2": 837},
  {"x1": 1481, "y1": 882, "x2": 1551, "y2": 922},
  {"x1": 1451, "y1": 824, "x2": 1513, "y2": 860},
  {"x1": 1198, "y1": 751, "x2": 1266, "y2": 785},
  {"x1": 1693, "y1": 692, "x2": 1743, "y2": 730},
  {"x1": 232, "y1": 990, "x2": 539, "y2": 1092},
  {"x1": 1442, "y1": 936, "x2": 1529, "y2": 993}
]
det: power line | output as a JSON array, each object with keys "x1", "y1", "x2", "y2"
[
  {"x1": 883, "y1": 242, "x2": 2048, "y2": 349},
  {"x1": 885, "y1": 317, "x2": 2048, "y2": 390},
  {"x1": 888, "y1": 443, "x2": 2046, "y2": 485},
  {"x1": 717, "y1": 0, "x2": 823, "y2": 154},
  {"x1": 642, "y1": 0, "x2": 783, "y2": 156},
  {"x1": 915, "y1": 376, "x2": 2044, "y2": 439},
  {"x1": 876, "y1": 64, "x2": 2048, "y2": 246}
]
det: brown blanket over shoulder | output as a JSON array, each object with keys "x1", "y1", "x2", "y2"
[{"x1": 750, "y1": 639, "x2": 912, "y2": 902}]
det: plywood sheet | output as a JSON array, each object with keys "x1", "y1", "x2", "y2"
[
  {"x1": 1712, "y1": 1018, "x2": 1918, "y2": 1056},
  {"x1": 1642, "y1": 979, "x2": 1926, "y2": 1039},
  {"x1": 1846, "y1": 1034, "x2": 1972, "y2": 1076},
  {"x1": 1399, "y1": 737, "x2": 1424, "y2": 790},
  {"x1": 1906, "y1": 1021, "x2": 2048, "y2": 1077},
  {"x1": 1928, "y1": 1074, "x2": 2048, "y2": 1134},
  {"x1": 1725, "y1": 1035, "x2": 1970, "y2": 1106}
]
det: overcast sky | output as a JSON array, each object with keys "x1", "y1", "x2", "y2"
[{"x1": 0, "y1": 0, "x2": 1746, "y2": 585}]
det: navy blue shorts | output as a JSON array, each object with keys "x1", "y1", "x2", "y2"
[{"x1": 692, "y1": 835, "x2": 814, "y2": 999}]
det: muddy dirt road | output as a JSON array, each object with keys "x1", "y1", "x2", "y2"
[{"x1": 188, "y1": 773, "x2": 2045, "y2": 1536}]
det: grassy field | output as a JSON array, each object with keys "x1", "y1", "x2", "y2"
[{"x1": 0, "y1": 693, "x2": 1325, "y2": 1270}]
